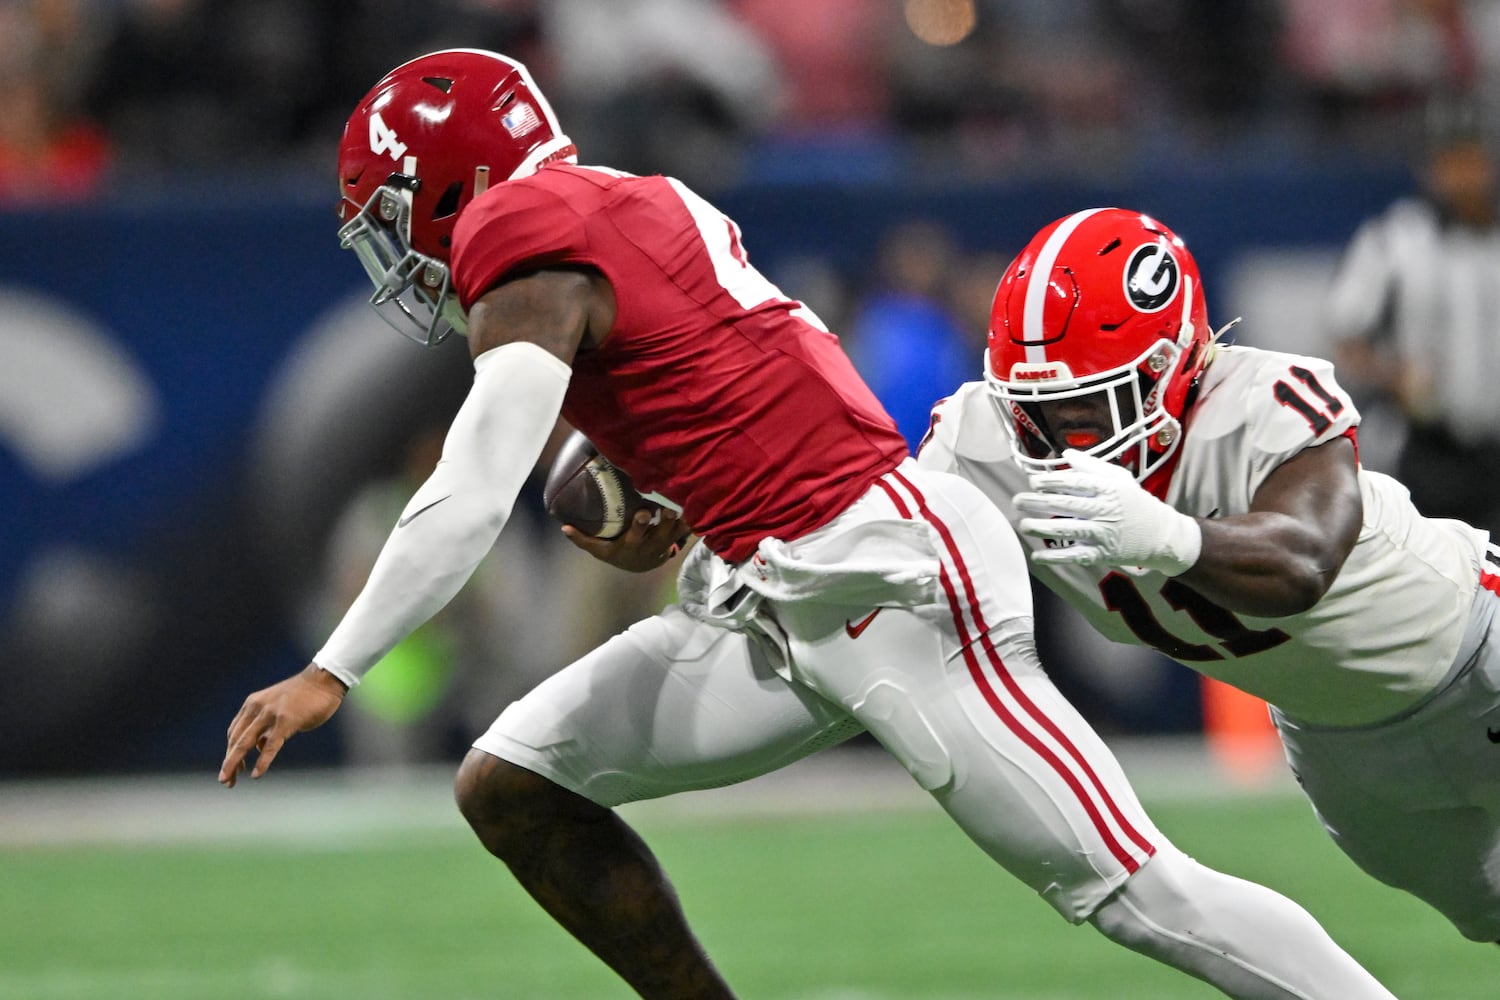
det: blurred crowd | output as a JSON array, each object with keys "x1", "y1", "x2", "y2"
[{"x1": 5, "y1": 0, "x2": 1500, "y2": 204}]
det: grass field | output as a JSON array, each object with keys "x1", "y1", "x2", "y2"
[{"x1": 1, "y1": 750, "x2": 1491, "y2": 1000}]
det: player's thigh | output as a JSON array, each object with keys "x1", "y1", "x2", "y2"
[
  {"x1": 472, "y1": 605, "x2": 861, "y2": 808},
  {"x1": 782, "y1": 474, "x2": 1164, "y2": 921},
  {"x1": 1279, "y1": 707, "x2": 1500, "y2": 940}
]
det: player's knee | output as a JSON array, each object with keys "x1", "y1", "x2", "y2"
[
  {"x1": 454, "y1": 748, "x2": 597, "y2": 859},
  {"x1": 1086, "y1": 846, "x2": 1202, "y2": 952},
  {"x1": 1089, "y1": 883, "x2": 1171, "y2": 955}
]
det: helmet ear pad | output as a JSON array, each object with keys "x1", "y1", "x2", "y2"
[{"x1": 984, "y1": 208, "x2": 1214, "y2": 483}]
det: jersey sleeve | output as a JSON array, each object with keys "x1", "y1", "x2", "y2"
[
  {"x1": 1239, "y1": 352, "x2": 1361, "y2": 495},
  {"x1": 914, "y1": 393, "x2": 963, "y2": 473},
  {"x1": 449, "y1": 179, "x2": 593, "y2": 309},
  {"x1": 914, "y1": 381, "x2": 1032, "y2": 518}
]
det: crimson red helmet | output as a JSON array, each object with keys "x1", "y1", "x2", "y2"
[
  {"x1": 985, "y1": 208, "x2": 1216, "y2": 483},
  {"x1": 335, "y1": 49, "x2": 577, "y2": 346}
]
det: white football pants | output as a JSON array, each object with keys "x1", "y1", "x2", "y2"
[{"x1": 476, "y1": 464, "x2": 1394, "y2": 998}]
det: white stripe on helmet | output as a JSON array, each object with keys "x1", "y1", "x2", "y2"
[
  {"x1": 1022, "y1": 208, "x2": 1106, "y2": 364},
  {"x1": 1176, "y1": 274, "x2": 1195, "y2": 345}
]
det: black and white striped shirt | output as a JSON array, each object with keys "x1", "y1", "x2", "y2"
[{"x1": 1326, "y1": 196, "x2": 1500, "y2": 445}]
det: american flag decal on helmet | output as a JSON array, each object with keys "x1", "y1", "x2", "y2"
[{"x1": 502, "y1": 102, "x2": 543, "y2": 138}]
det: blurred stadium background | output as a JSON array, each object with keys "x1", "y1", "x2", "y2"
[{"x1": 2, "y1": 1, "x2": 1496, "y2": 996}]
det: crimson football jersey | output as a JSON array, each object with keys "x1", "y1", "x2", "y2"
[{"x1": 451, "y1": 164, "x2": 908, "y2": 561}]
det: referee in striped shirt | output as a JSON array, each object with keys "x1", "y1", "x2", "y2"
[{"x1": 1328, "y1": 95, "x2": 1500, "y2": 534}]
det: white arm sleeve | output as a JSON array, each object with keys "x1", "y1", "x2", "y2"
[{"x1": 313, "y1": 341, "x2": 571, "y2": 687}]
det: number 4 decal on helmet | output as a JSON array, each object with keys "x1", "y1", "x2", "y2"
[{"x1": 368, "y1": 111, "x2": 408, "y2": 161}]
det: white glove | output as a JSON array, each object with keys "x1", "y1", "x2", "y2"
[{"x1": 1013, "y1": 449, "x2": 1202, "y2": 576}]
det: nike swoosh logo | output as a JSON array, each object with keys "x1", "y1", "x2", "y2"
[
  {"x1": 845, "y1": 609, "x2": 882, "y2": 640},
  {"x1": 1488, "y1": 727, "x2": 1500, "y2": 744},
  {"x1": 397, "y1": 494, "x2": 452, "y2": 527}
]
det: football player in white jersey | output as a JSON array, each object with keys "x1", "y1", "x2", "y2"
[{"x1": 919, "y1": 206, "x2": 1500, "y2": 945}]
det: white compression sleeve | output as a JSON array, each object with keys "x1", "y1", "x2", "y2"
[{"x1": 313, "y1": 342, "x2": 571, "y2": 687}]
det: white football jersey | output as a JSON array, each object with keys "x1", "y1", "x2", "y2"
[{"x1": 918, "y1": 345, "x2": 1492, "y2": 726}]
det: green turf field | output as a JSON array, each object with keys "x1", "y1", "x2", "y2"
[{"x1": 1, "y1": 781, "x2": 1490, "y2": 1000}]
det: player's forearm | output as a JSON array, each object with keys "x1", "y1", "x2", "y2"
[
  {"x1": 313, "y1": 487, "x2": 506, "y2": 685},
  {"x1": 314, "y1": 342, "x2": 571, "y2": 685},
  {"x1": 1177, "y1": 514, "x2": 1338, "y2": 618}
]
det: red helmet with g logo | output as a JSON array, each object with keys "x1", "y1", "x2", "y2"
[
  {"x1": 985, "y1": 208, "x2": 1215, "y2": 483},
  {"x1": 335, "y1": 49, "x2": 577, "y2": 346}
]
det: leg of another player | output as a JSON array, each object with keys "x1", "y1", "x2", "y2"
[
  {"x1": 454, "y1": 749, "x2": 737, "y2": 1000},
  {"x1": 1089, "y1": 845, "x2": 1398, "y2": 999}
]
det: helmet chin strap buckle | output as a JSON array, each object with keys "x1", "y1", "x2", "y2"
[
  {"x1": 387, "y1": 157, "x2": 422, "y2": 243},
  {"x1": 380, "y1": 169, "x2": 422, "y2": 220},
  {"x1": 384, "y1": 171, "x2": 421, "y2": 192}
]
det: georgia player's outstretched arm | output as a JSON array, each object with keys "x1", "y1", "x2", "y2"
[
  {"x1": 1179, "y1": 437, "x2": 1362, "y2": 616},
  {"x1": 1017, "y1": 438, "x2": 1362, "y2": 621},
  {"x1": 219, "y1": 270, "x2": 611, "y2": 786}
]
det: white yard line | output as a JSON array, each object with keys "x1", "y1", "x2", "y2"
[{"x1": 0, "y1": 738, "x2": 1298, "y2": 849}]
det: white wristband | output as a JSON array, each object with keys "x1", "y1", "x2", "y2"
[
  {"x1": 1139, "y1": 509, "x2": 1203, "y2": 577},
  {"x1": 314, "y1": 342, "x2": 571, "y2": 685}
]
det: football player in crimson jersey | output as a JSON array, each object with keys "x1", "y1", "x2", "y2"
[
  {"x1": 920, "y1": 205, "x2": 1500, "y2": 947},
  {"x1": 219, "y1": 53, "x2": 1397, "y2": 999}
]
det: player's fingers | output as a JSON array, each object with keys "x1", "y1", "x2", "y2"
[
  {"x1": 224, "y1": 699, "x2": 256, "y2": 741},
  {"x1": 223, "y1": 698, "x2": 293, "y2": 782},
  {"x1": 1023, "y1": 471, "x2": 1102, "y2": 497},
  {"x1": 1016, "y1": 516, "x2": 1063, "y2": 539},
  {"x1": 219, "y1": 723, "x2": 262, "y2": 786},
  {"x1": 629, "y1": 508, "x2": 658, "y2": 536},
  {"x1": 617, "y1": 509, "x2": 680, "y2": 558},
  {"x1": 1014, "y1": 492, "x2": 1087, "y2": 518},
  {"x1": 1017, "y1": 516, "x2": 1099, "y2": 542},
  {"x1": 645, "y1": 510, "x2": 685, "y2": 544},
  {"x1": 560, "y1": 524, "x2": 611, "y2": 555},
  {"x1": 1016, "y1": 492, "x2": 1117, "y2": 520},
  {"x1": 250, "y1": 731, "x2": 288, "y2": 779},
  {"x1": 1059, "y1": 449, "x2": 1121, "y2": 477},
  {"x1": 218, "y1": 755, "x2": 248, "y2": 788},
  {"x1": 1029, "y1": 544, "x2": 1101, "y2": 566},
  {"x1": 1013, "y1": 492, "x2": 1064, "y2": 517},
  {"x1": 219, "y1": 701, "x2": 262, "y2": 782}
]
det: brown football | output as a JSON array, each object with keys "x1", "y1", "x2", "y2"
[{"x1": 543, "y1": 430, "x2": 660, "y2": 539}]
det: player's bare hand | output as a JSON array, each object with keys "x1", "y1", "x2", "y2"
[
  {"x1": 219, "y1": 664, "x2": 347, "y2": 787},
  {"x1": 562, "y1": 507, "x2": 692, "y2": 573}
]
